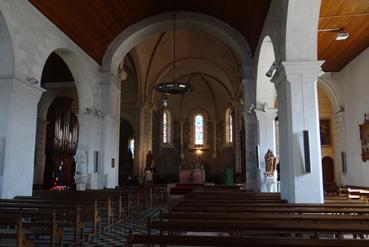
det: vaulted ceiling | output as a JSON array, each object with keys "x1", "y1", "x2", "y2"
[{"x1": 29, "y1": 0, "x2": 369, "y2": 72}]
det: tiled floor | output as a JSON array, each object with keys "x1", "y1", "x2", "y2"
[{"x1": 86, "y1": 205, "x2": 164, "y2": 247}]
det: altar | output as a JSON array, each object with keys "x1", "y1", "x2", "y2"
[{"x1": 179, "y1": 168, "x2": 205, "y2": 184}]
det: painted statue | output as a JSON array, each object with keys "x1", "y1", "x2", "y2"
[{"x1": 264, "y1": 149, "x2": 276, "y2": 177}]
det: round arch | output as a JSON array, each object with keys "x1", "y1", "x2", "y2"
[
  {"x1": 256, "y1": 35, "x2": 277, "y2": 107},
  {"x1": 102, "y1": 12, "x2": 253, "y2": 75},
  {"x1": 318, "y1": 77, "x2": 343, "y2": 113},
  {"x1": 0, "y1": 11, "x2": 14, "y2": 76},
  {"x1": 37, "y1": 48, "x2": 95, "y2": 110}
]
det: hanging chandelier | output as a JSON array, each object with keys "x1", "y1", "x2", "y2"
[{"x1": 154, "y1": 9, "x2": 193, "y2": 106}]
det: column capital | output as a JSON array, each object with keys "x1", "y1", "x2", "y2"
[
  {"x1": 119, "y1": 70, "x2": 128, "y2": 81},
  {"x1": 77, "y1": 109, "x2": 104, "y2": 121},
  {"x1": 99, "y1": 71, "x2": 120, "y2": 94},
  {"x1": 0, "y1": 76, "x2": 45, "y2": 101},
  {"x1": 333, "y1": 109, "x2": 345, "y2": 121},
  {"x1": 271, "y1": 61, "x2": 324, "y2": 88},
  {"x1": 255, "y1": 108, "x2": 278, "y2": 121}
]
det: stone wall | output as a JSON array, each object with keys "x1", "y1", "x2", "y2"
[{"x1": 152, "y1": 114, "x2": 235, "y2": 184}]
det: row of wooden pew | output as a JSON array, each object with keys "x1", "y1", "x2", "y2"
[
  {"x1": 0, "y1": 185, "x2": 167, "y2": 247},
  {"x1": 336, "y1": 185, "x2": 369, "y2": 201},
  {"x1": 127, "y1": 187, "x2": 369, "y2": 246}
]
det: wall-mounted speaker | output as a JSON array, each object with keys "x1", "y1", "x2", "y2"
[
  {"x1": 303, "y1": 130, "x2": 311, "y2": 173},
  {"x1": 341, "y1": 151, "x2": 347, "y2": 173},
  {"x1": 256, "y1": 145, "x2": 260, "y2": 169}
]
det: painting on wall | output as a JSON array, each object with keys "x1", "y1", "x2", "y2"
[
  {"x1": 359, "y1": 114, "x2": 369, "y2": 162},
  {"x1": 320, "y1": 119, "x2": 331, "y2": 146}
]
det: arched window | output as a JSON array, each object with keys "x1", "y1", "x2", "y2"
[
  {"x1": 162, "y1": 110, "x2": 172, "y2": 144},
  {"x1": 128, "y1": 138, "x2": 135, "y2": 159},
  {"x1": 195, "y1": 114, "x2": 204, "y2": 145},
  {"x1": 163, "y1": 111, "x2": 168, "y2": 143},
  {"x1": 225, "y1": 108, "x2": 233, "y2": 144}
]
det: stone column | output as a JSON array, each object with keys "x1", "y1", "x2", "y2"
[
  {"x1": 332, "y1": 110, "x2": 345, "y2": 185},
  {"x1": 212, "y1": 120, "x2": 217, "y2": 158},
  {"x1": 255, "y1": 109, "x2": 277, "y2": 192},
  {"x1": 272, "y1": 61, "x2": 324, "y2": 203},
  {"x1": 136, "y1": 103, "x2": 153, "y2": 177},
  {"x1": 76, "y1": 112, "x2": 103, "y2": 190},
  {"x1": 232, "y1": 101, "x2": 243, "y2": 173},
  {"x1": 0, "y1": 76, "x2": 44, "y2": 198},
  {"x1": 34, "y1": 118, "x2": 48, "y2": 185},
  {"x1": 99, "y1": 71, "x2": 122, "y2": 188},
  {"x1": 240, "y1": 66, "x2": 258, "y2": 190},
  {"x1": 180, "y1": 120, "x2": 184, "y2": 159}
]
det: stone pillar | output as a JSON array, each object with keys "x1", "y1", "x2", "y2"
[
  {"x1": 240, "y1": 66, "x2": 258, "y2": 190},
  {"x1": 34, "y1": 118, "x2": 48, "y2": 185},
  {"x1": 332, "y1": 110, "x2": 345, "y2": 185},
  {"x1": 137, "y1": 104, "x2": 153, "y2": 177},
  {"x1": 76, "y1": 112, "x2": 103, "y2": 189},
  {"x1": 232, "y1": 102, "x2": 243, "y2": 173},
  {"x1": 180, "y1": 120, "x2": 184, "y2": 159},
  {"x1": 212, "y1": 120, "x2": 217, "y2": 158},
  {"x1": 99, "y1": 71, "x2": 122, "y2": 188},
  {"x1": 272, "y1": 61, "x2": 324, "y2": 203},
  {"x1": 255, "y1": 109, "x2": 277, "y2": 192},
  {"x1": 0, "y1": 76, "x2": 44, "y2": 198}
]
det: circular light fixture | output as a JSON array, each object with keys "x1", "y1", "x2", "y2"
[
  {"x1": 155, "y1": 81, "x2": 193, "y2": 95},
  {"x1": 154, "y1": 7, "x2": 193, "y2": 108}
]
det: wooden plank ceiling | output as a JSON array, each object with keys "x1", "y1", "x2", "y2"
[
  {"x1": 29, "y1": 0, "x2": 369, "y2": 72},
  {"x1": 319, "y1": 0, "x2": 369, "y2": 72},
  {"x1": 29, "y1": 0, "x2": 271, "y2": 64}
]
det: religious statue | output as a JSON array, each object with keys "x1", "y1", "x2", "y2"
[
  {"x1": 74, "y1": 144, "x2": 89, "y2": 190},
  {"x1": 74, "y1": 144, "x2": 88, "y2": 175},
  {"x1": 146, "y1": 150, "x2": 154, "y2": 171},
  {"x1": 263, "y1": 149, "x2": 278, "y2": 192},
  {"x1": 264, "y1": 149, "x2": 276, "y2": 177}
]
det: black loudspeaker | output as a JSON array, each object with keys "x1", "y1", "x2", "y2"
[
  {"x1": 341, "y1": 151, "x2": 347, "y2": 173},
  {"x1": 256, "y1": 145, "x2": 260, "y2": 169},
  {"x1": 303, "y1": 130, "x2": 311, "y2": 173},
  {"x1": 94, "y1": 151, "x2": 99, "y2": 173}
]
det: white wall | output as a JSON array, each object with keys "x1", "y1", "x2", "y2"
[
  {"x1": 332, "y1": 47, "x2": 369, "y2": 187},
  {"x1": 0, "y1": 0, "x2": 116, "y2": 196}
]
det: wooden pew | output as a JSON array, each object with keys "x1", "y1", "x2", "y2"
[
  {"x1": 0, "y1": 208, "x2": 63, "y2": 246},
  {"x1": 126, "y1": 234, "x2": 369, "y2": 247},
  {"x1": 161, "y1": 211, "x2": 369, "y2": 223},
  {"x1": 148, "y1": 219, "x2": 369, "y2": 237},
  {"x1": 0, "y1": 215, "x2": 33, "y2": 247},
  {"x1": 0, "y1": 201, "x2": 82, "y2": 246}
]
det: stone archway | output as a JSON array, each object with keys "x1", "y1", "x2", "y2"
[
  {"x1": 258, "y1": 0, "x2": 324, "y2": 202},
  {"x1": 101, "y1": 11, "x2": 256, "y2": 187},
  {"x1": 0, "y1": 11, "x2": 14, "y2": 76},
  {"x1": 102, "y1": 12, "x2": 253, "y2": 74},
  {"x1": 34, "y1": 52, "x2": 79, "y2": 188},
  {"x1": 255, "y1": 35, "x2": 278, "y2": 192}
]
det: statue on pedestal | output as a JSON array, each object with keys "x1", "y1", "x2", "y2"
[
  {"x1": 264, "y1": 149, "x2": 277, "y2": 192},
  {"x1": 265, "y1": 149, "x2": 276, "y2": 177},
  {"x1": 74, "y1": 144, "x2": 89, "y2": 191},
  {"x1": 145, "y1": 151, "x2": 153, "y2": 184}
]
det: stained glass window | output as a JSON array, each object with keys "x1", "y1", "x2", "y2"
[
  {"x1": 163, "y1": 111, "x2": 168, "y2": 143},
  {"x1": 225, "y1": 109, "x2": 233, "y2": 143},
  {"x1": 229, "y1": 110, "x2": 233, "y2": 143},
  {"x1": 128, "y1": 138, "x2": 135, "y2": 158},
  {"x1": 195, "y1": 114, "x2": 204, "y2": 145}
]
